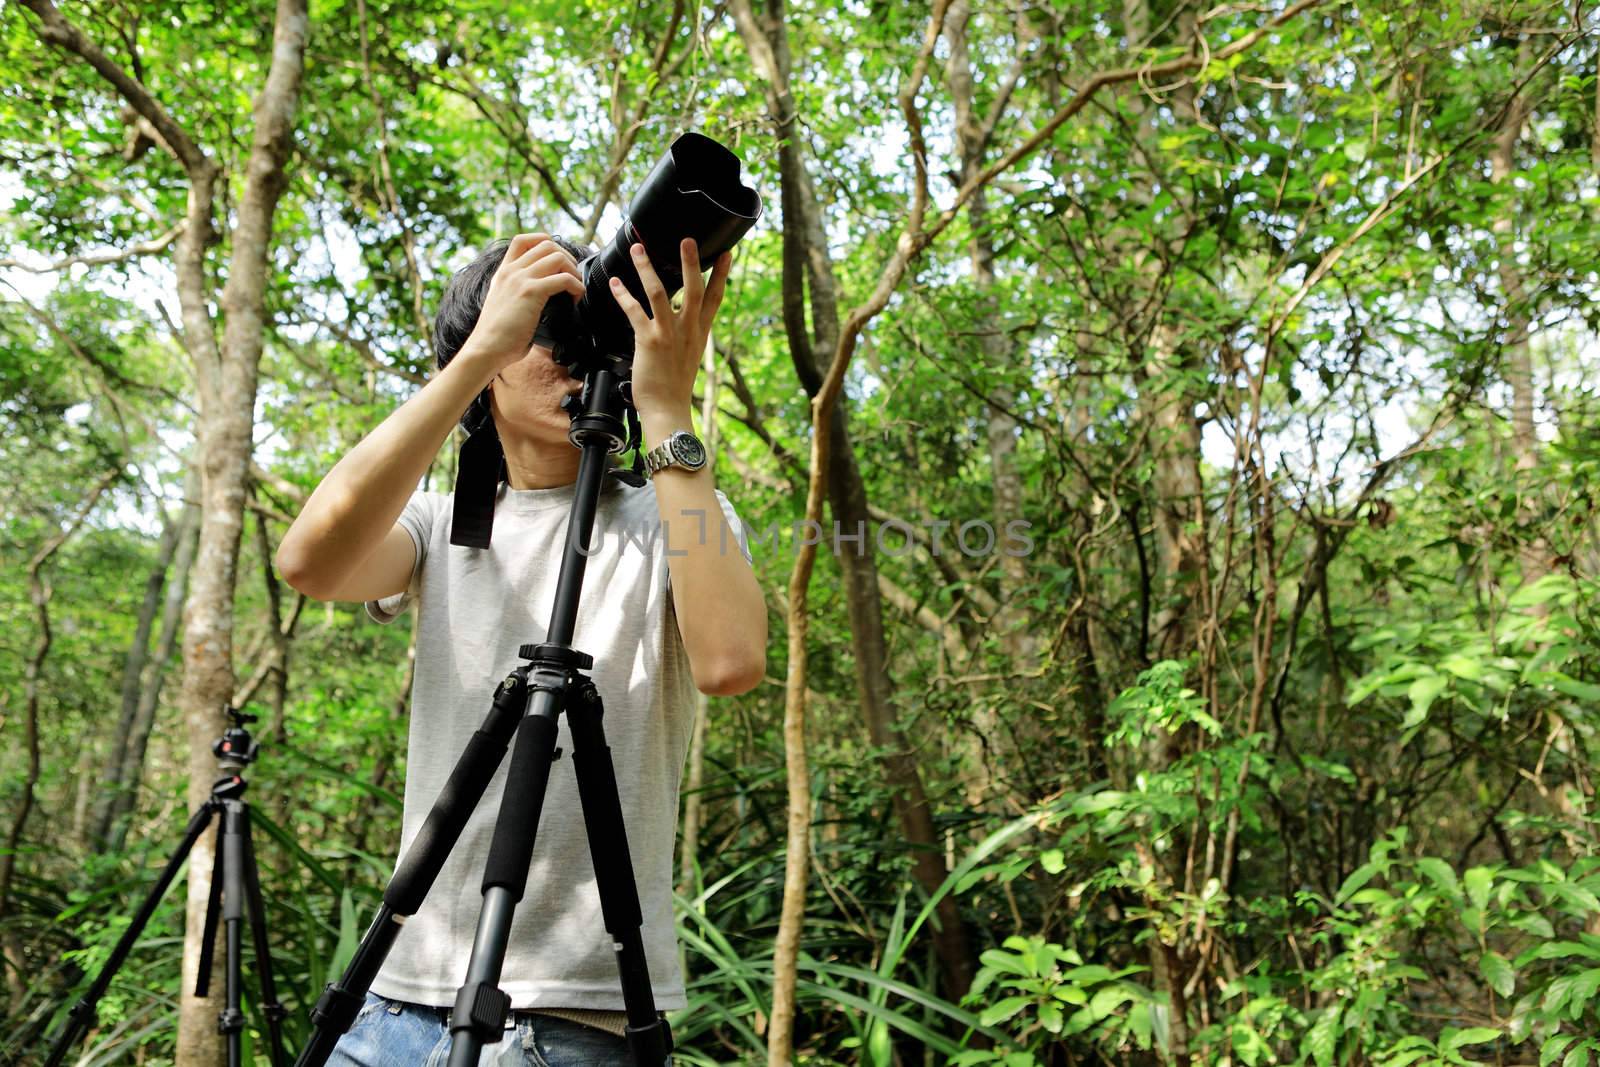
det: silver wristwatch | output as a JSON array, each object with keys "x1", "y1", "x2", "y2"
[{"x1": 642, "y1": 430, "x2": 708, "y2": 478}]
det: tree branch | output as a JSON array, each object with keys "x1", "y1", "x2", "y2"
[
  {"x1": 17, "y1": 0, "x2": 210, "y2": 175},
  {"x1": 0, "y1": 222, "x2": 185, "y2": 273}
]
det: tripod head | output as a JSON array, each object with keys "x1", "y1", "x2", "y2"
[
  {"x1": 560, "y1": 365, "x2": 634, "y2": 455},
  {"x1": 212, "y1": 706, "x2": 260, "y2": 772}
]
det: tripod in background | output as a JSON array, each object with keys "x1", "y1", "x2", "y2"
[{"x1": 44, "y1": 706, "x2": 290, "y2": 1067}]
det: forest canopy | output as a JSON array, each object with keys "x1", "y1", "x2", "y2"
[{"x1": 3, "y1": 0, "x2": 1600, "y2": 1064}]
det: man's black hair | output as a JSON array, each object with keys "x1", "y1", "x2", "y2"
[
  {"x1": 432, "y1": 235, "x2": 592, "y2": 436},
  {"x1": 433, "y1": 235, "x2": 593, "y2": 373}
]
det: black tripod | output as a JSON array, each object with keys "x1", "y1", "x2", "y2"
[
  {"x1": 296, "y1": 365, "x2": 671, "y2": 1067},
  {"x1": 44, "y1": 707, "x2": 289, "y2": 1067}
]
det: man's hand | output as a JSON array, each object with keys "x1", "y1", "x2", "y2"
[
  {"x1": 460, "y1": 233, "x2": 586, "y2": 374},
  {"x1": 609, "y1": 238, "x2": 733, "y2": 420}
]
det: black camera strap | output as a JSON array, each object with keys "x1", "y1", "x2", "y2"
[
  {"x1": 449, "y1": 405, "x2": 648, "y2": 548},
  {"x1": 450, "y1": 420, "x2": 505, "y2": 549}
]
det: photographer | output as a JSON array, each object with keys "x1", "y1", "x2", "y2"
[{"x1": 276, "y1": 232, "x2": 767, "y2": 1065}]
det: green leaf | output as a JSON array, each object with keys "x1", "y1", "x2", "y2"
[
  {"x1": 1464, "y1": 866, "x2": 1494, "y2": 911},
  {"x1": 977, "y1": 948, "x2": 1029, "y2": 976},
  {"x1": 1406, "y1": 673, "x2": 1448, "y2": 727},
  {"x1": 1088, "y1": 984, "x2": 1138, "y2": 1017},
  {"x1": 1030, "y1": 939, "x2": 1059, "y2": 976},
  {"x1": 1385, "y1": 1050, "x2": 1435, "y2": 1067},
  {"x1": 1510, "y1": 575, "x2": 1572, "y2": 609},
  {"x1": 1305, "y1": 1005, "x2": 1341, "y2": 1067},
  {"x1": 1551, "y1": 881, "x2": 1600, "y2": 913},
  {"x1": 1128, "y1": 1001, "x2": 1153, "y2": 1048},
  {"x1": 1416, "y1": 857, "x2": 1459, "y2": 896},
  {"x1": 1514, "y1": 913, "x2": 1557, "y2": 939},
  {"x1": 867, "y1": 1019, "x2": 892, "y2": 1067},
  {"x1": 1040, "y1": 848, "x2": 1066, "y2": 874},
  {"x1": 979, "y1": 996, "x2": 1031, "y2": 1026},
  {"x1": 327, "y1": 888, "x2": 358, "y2": 982},
  {"x1": 1061, "y1": 965, "x2": 1116, "y2": 984},
  {"x1": 1440, "y1": 654, "x2": 1484, "y2": 680},
  {"x1": 1337, "y1": 861, "x2": 1382, "y2": 903},
  {"x1": 1479, "y1": 951, "x2": 1515, "y2": 997},
  {"x1": 1568, "y1": 969, "x2": 1600, "y2": 1019},
  {"x1": 1516, "y1": 941, "x2": 1600, "y2": 966},
  {"x1": 1443, "y1": 1026, "x2": 1501, "y2": 1051},
  {"x1": 1551, "y1": 675, "x2": 1600, "y2": 702},
  {"x1": 1544, "y1": 973, "x2": 1581, "y2": 1015},
  {"x1": 1544, "y1": 1035, "x2": 1578, "y2": 1067}
]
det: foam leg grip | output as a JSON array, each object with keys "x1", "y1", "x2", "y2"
[
  {"x1": 572, "y1": 740, "x2": 644, "y2": 931},
  {"x1": 222, "y1": 816, "x2": 246, "y2": 921},
  {"x1": 482, "y1": 715, "x2": 559, "y2": 897}
]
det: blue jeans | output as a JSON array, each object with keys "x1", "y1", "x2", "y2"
[{"x1": 327, "y1": 991, "x2": 643, "y2": 1066}]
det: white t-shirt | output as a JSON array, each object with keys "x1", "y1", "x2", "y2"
[{"x1": 364, "y1": 476, "x2": 751, "y2": 1011}]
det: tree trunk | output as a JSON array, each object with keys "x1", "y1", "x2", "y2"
[
  {"x1": 105, "y1": 502, "x2": 201, "y2": 852},
  {"x1": 92, "y1": 471, "x2": 198, "y2": 848},
  {"x1": 1490, "y1": 37, "x2": 1545, "y2": 585},
  {"x1": 172, "y1": 3, "x2": 310, "y2": 1061},
  {"x1": 770, "y1": 563, "x2": 814, "y2": 1067},
  {"x1": 944, "y1": 0, "x2": 1042, "y2": 804},
  {"x1": 822, "y1": 417, "x2": 972, "y2": 997},
  {"x1": 1593, "y1": 43, "x2": 1600, "y2": 174},
  {"x1": 1139, "y1": 325, "x2": 1209, "y2": 660},
  {"x1": 17, "y1": 5, "x2": 305, "y2": 1054},
  {"x1": 1118, "y1": 4, "x2": 1206, "y2": 1061}
]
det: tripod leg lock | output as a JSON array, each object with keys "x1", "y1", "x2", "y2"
[
  {"x1": 65, "y1": 998, "x2": 97, "y2": 1029},
  {"x1": 217, "y1": 1007, "x2": 245, "y2": 1035},
  {"x1": 450, "y1": 982, "x2": 511, "y2": 1043},
  {"x1": 308, "y1": 983, "x2": 365, "y2": 1032},
  {"x1": 625, "y1": 1016, "x2": 675, "y2": 1066}
]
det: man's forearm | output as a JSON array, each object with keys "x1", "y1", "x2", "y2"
[
  {"x1": 641, "y1": 407, "x2": 768, "y2": 696},
  {"x1": 276, "y1": 349, "x2": 497, "y2": 591}
]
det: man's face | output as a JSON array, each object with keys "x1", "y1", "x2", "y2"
[{"x1": 487, "y1": 342, "x2": 582, "y2": 447}]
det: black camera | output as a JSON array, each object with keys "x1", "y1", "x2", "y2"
[{"x1": 533, "y1": 132, "x2": 762, "y2": 376}]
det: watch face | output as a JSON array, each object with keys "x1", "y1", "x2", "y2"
[{"x1": 672, "y1": 432, "x2": 706, "y2": 469}]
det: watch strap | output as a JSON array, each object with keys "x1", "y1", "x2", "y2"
[{"x1": 643, "y1": 430, "x2": 705, "y2": 477}]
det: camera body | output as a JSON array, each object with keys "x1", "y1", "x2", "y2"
[{"x1": 533, "y1": 132, "x2": 762, "y2": 377}]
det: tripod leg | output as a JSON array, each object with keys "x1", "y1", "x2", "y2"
[
  {"x1": 566, "y1": 680, "x2": 672, "y2": 1065},
  {"x1": 42, "y1": 801, "x2": 219, "y2": 1067},
  {"x1": 218, "y1": 801, "x2": 247, "y2": 1067},
  {"x1": 294, "y1": 669, "x2": 529, "y2": 1067},
  {"x1": 196, "y1": 816, "x2": 226, "y2": 1000},
  {"x1": 445, "y1": 678, "x2": 565, "y2": 1067},
  {"x1": 240, "y1": 809, "x2": 290, "y2": 1067}
]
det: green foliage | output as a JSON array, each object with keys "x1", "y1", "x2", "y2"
[
  {"x1": 956, "y1": 937, "x2": 1154, "y2": 1059},
  {"x1": 5, "y1": 0, "x2": 1600, "y2": 1064}
]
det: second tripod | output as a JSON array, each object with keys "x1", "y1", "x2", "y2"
[{"x1": 43, "y1": 707, "x2": 289, "y2": 1067}]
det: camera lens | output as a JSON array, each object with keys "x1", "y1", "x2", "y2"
[{"x1": 535, "y1": 133, "x2": 762, "y2": 372}]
